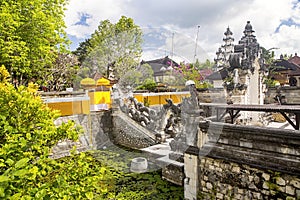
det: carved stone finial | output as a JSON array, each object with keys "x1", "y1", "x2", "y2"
[
  {"x1": 224, "y1": 26, "x2": 233, "y2": 36},
  {"x1": 244, "y1": 21, "x2": 255, "y2": 35}
]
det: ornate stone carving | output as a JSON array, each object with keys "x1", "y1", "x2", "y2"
[{"x1": 170, "y1": 83, "x2": 204, "y2": 153}]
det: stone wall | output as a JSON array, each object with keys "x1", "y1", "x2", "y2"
[
  {"x1": 198, "y1": 157, "x2": 300, "y2": 199},
  {"x1": 197, "y1": 88, "x2": 226, "y2": 104},
  {"x1": 51, "y1": 112, "x2": 112, "y2": 158},
  {"x1": 184, "y1": 121, "x2": 300, "y2": 199},
  {"x1": 199, "y1": 122, "x2": 300, "y2": 174},
  {"x1": 199, "y1": 86, "x2": 300, "y2": 105},
  {"x1": 51, "y1": 107, "x2": 158, "y2": 158},
  {"x1": 162, "y1": 163, "x2": 184, "y2": 186},
  {"x1": 265, "y1": 86, "x2": 300, "y2": 104}
]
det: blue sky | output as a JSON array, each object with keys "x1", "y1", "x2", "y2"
[
  {"x1": 74, "y1": 13, "x2": 92, "y2": 26},
  {"x1": 65, "y1": 0, "x2": 300, "y2": 62}
]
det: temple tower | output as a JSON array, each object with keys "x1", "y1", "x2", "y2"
[
  {"x1": 222, "y1": 27, "x2": 235, "y2": 61},
  {"x1": 214, "y1": 27, "x2": 235, "y2": 72},
  {"x1": 227, "y1": 21, "x2": 265, "y2": 122}
]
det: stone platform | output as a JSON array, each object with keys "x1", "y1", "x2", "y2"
[{"x1": 141, "y1": 138, "x2": 184, "y2": 186}]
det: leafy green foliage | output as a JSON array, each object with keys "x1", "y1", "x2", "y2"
[
  {"x1": 118, "y1": 63, "x2": 155, "y2": 92},
  {"x1": 165, "y1": 60, "x2": 214, "y2": 89},
  {"x1": 0, "y1": 66, "x2": 183, "y2": 199},
  {"x1": 194, "y1": 59, "x2": 214, "y2": 70},
  {"x1": 261, "y1": 46, "x2": 284, "y2": 88},
  {"x1": 136, "y1": 79, "x2": 157, "y2": 92},
  {"x1": 91, "y1": 147, "x2": 184, "y2": 200},
  {"x1": 81, "y1": 16, "x2": 143, "y2": 79},
  {"x1": 261, "y1": 47, "x2": 276, "y2": 66},
  {"x1": 0, "y1": 0, "x2": 69, "y2": 85},
  {"x1": 73, "y1": 39, "x2": 92, "y2": 65},
  {"x1": 0, "y1": 65, "x2": 10, "y2": 84},
  {"x1": 0, "y1": 66, "x2": 81, "y2": 198},
  {"x1": 264, "y1": 78, "x2": 279, "y2": 88},
  {"x1": 175, "y1": 63, "x2": 203, "y2": 88},
  {"x1": 44, "y1": 53, "x2": 80, "y2": 91},
  {"x1": 198, "y1": 81, "x2": 213, "y2": 89}
]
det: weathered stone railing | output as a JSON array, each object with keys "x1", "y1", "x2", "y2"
[
  {"x1": 111, "y1": 109, "x2": 156, "y2": 149},
  {"x1": 198, "y1": 121, "x2": 300, "y2": 174},
  {"x1": 50, "y1": 97, "x2": 158, "y2": 158},
  {"x1": 184, "y1": 121, "x2": 300, "y2": 199}
]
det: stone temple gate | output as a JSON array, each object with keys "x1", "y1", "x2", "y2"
[{"x1": 212, "y1": 21, "x2": 266, "y2": 123}]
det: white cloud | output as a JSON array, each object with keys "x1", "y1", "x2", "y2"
[
  {"x1": 265, "y1": 25, "x2": 300, "y2": 56},
  {"x1": 65, "y1": 0, "x2": 300, "y2": 60},
  {"x1": 64, "y1": 0, "x2": 125, "y2": 38},
  {"x1": 291, "y1": 1, "x2": 300, "y2": 24}
]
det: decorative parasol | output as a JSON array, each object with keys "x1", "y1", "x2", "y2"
[
  {"x1": 80, "y1": 78, "x2": 96, "y2": 89},
  {"x1": 96, "y1": 77, "x2": 111, "y2": 91}
]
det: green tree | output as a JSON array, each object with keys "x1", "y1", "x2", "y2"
[
  {"x1": 73, "y1": 39, "x2": 91, "y2": 65},
  {"x1": 261, "y1": 47, "x2": 281, "y2": 87},
  {"x1": 0, "y1": 0, "x2": 69, "y2": 86},
  {"x1": 118, "y1": 63, "x2": 154, "y2": 91},
  {"x1": 176, "y1": 63, "x2": 203, "y2": 88},
  {"x1": 0, "y1": 66, "x2": 117, "y2": 199},
  {"x1": 261, "y1": 47, "x2": 276, "y2": 65},
  {"x1": 0, "y1": 65, "x2": 81, "y2": 198},
  {"x1": 45, "y1": 53, "x2": 79, "y2": 91},
  {"x1": 194, "y1": 59, "x2": 214, "y2": 70},
  {"x1": 83, "y1": 16, "x2": 143, "y2": 79}
]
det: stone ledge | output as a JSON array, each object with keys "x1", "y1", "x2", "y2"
[
  {"x1": 197, "y1": 121, "x2": 300, "y2": 176},
  {"x1": 201, "y1": 143, "x2": 300, "y2": 176}
]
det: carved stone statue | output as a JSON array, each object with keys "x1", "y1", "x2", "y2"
[
  {"x1": 126, "y1": 97, "x2": 154, "y2": 127},
  {"x1": 170, "y1": 82, "x2": 204, "y2": 153}
]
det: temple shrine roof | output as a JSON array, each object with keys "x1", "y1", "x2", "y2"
[
  {"x1": 273, "y1": 59, "x2": 300, "y2": 71},
  {"x1": 141, "y1": 56, "x2": 179, "y2": 76},
  {"x1": 288, "y1": 53, "x2": 300, "y2": 66}
]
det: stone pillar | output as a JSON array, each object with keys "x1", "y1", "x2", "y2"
[
  {"x1": 182, "y1": 112, "x2": 201, "y2": 146},
  {"x1": 184, "y1": 147, "x2": 199, "y2": 200},
  {"x1": 247, "y1": 58, "x2": 262, "y2": 122},
  {"x1": 197, "y1": 122, "x2": 208, "y2": 148}
]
